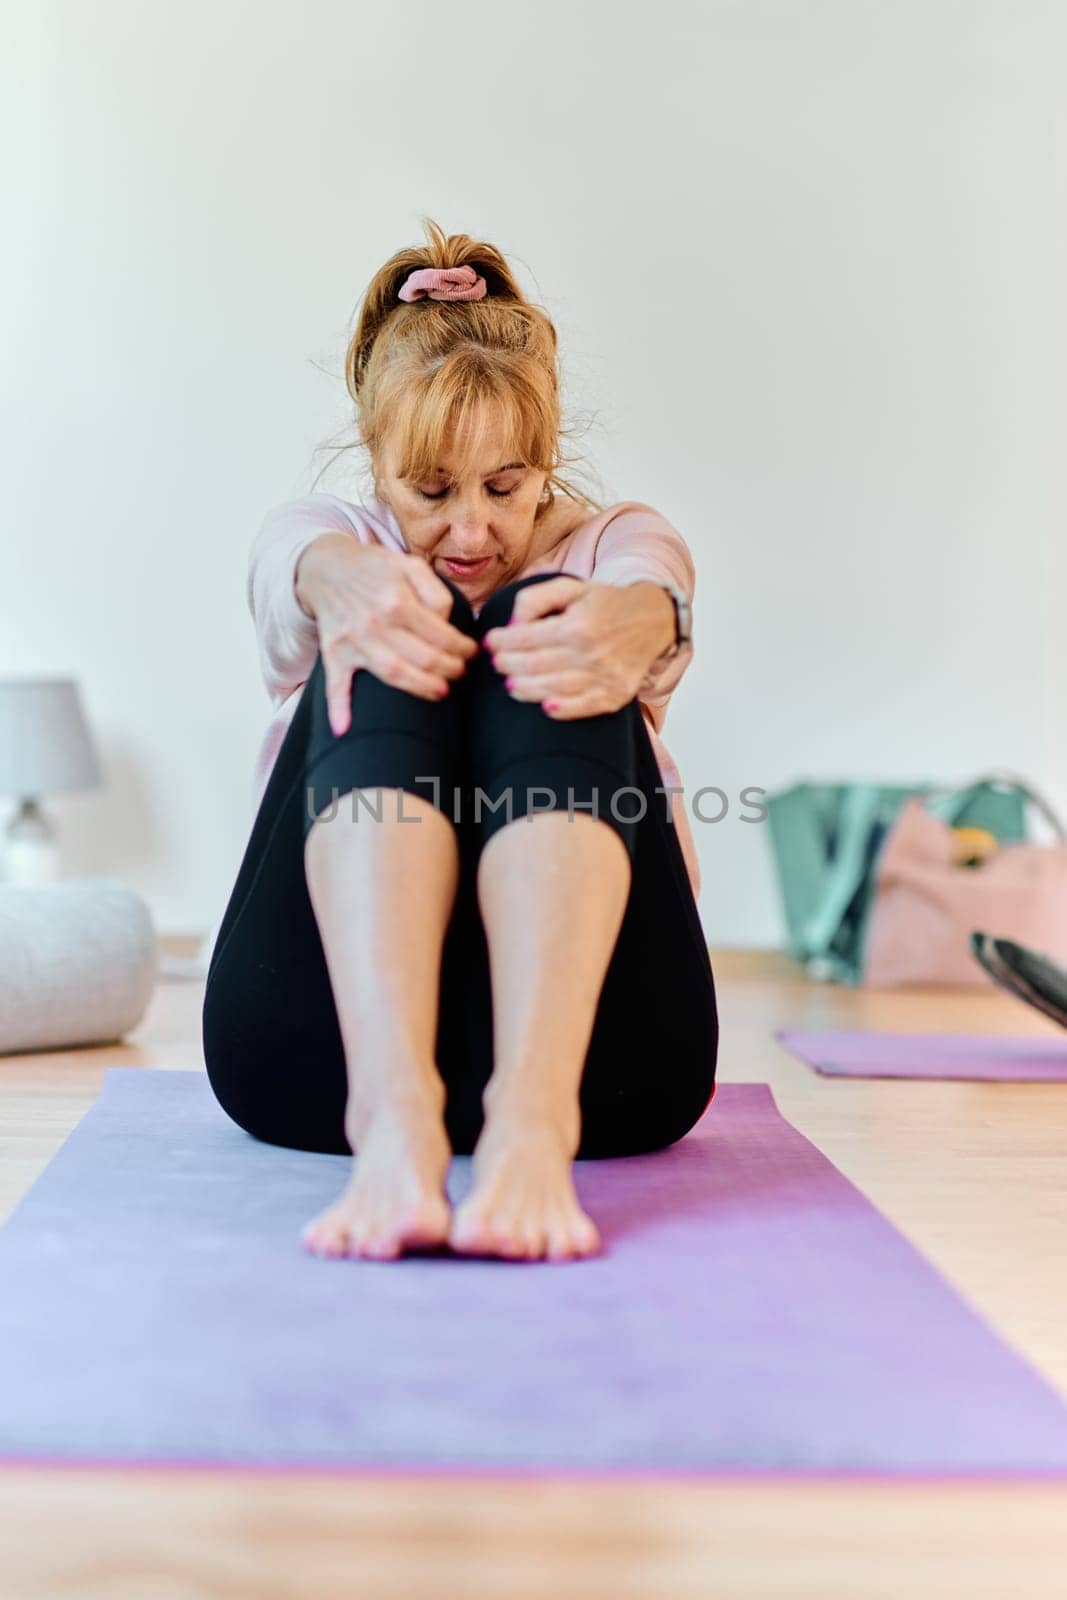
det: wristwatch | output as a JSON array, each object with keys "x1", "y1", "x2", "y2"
[{"x1": 639, "y1": 582, "x2": 693, "y2": 691}]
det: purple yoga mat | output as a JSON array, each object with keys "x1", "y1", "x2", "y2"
[
  {"x1": 1, "y1": 1068, "x2": 1067, "y2": 1476},
  {"x1": 777, "y1": 1028, "x2": 1067, "y2": 1082}
]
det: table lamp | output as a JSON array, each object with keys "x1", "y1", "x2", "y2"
[{"x1": 0, "y1": 677, "x2": 102, "y2": 885}]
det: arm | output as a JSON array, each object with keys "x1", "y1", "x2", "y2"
[
  {"x1": 246, "y1": 494, "x2": 366, "y2": 705},
  {"x1": 590, "y1": 506, "x2": 696, "y2": 729}
]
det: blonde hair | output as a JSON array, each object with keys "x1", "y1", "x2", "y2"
[{"x1": 312, "y1": 217, "x2": 604, "y2": 518}]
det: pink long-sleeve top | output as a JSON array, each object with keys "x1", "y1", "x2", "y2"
[{"x1": 246, "y1": 492, "x2": 700, "y2": 897}]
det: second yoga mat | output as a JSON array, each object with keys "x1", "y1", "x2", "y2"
[
  {"x1": 1, "y1": 1068, "x2": 1067, "y2": 1475},
  {"x1": 777, "y1": 1028, "x2": 1067, "y2": 1081}
]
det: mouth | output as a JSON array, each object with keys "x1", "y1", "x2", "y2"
[{"x1": 439, "y1": 555, "x2": 495, "y2": 581}]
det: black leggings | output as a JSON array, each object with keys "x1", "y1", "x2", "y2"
[{"x1": 202, "y1": 573, "x2": 718, "y2": 1159}]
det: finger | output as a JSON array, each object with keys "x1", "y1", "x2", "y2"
[
  {"x1": 506, "y1": 576, "x2": 586, "y2": 626},
  {"x1": 482, "y1": 614, "x2": 571, "y2": 656},
  {"x1": 389, "y1": 623, "x2": 471, "y2": 681},
  {"x1": 402, "y1": 555, "x2": 456, "y2": 617},
  {"x1": 487, "y1": 644, "x2": 575, "y2": 679},
  {"x1": 366, "y1": 643, "x2": 450, "y2": 701},
  {"x1": 395, "y1": 586, "x2": 480, "y2": 661},
  {"x1": 502, "y1": 670, "x2": 589, "y2": 703},
  {"x1": 401, "y1": 559, "x2": 480, "y2": 659},
  {"x1": 323, "y1": 654, "x2": 357, "y2": 737},
  {"x1": 483, "y1": 579, "x2": 588, "y2": 652},
  {"x1": 540, "y1": 689, "x2": 609, "y2": 720},
  {"x1": 372, "y1": 593, "x2": 477, "y2": 662}
]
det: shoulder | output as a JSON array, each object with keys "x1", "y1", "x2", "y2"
[
  {"x1": 563, "y1": 499, "x2": 687, "y2": 558},
  {"x1": 551, "y1": 499, "x2": 679, "y2": 554},
  {"x1": 598, "y1": 500, "x2": 681, "y2": 536},
  {"x1": 574, "y1": 500, "x2": 694, "y2": 595},
  {"x1": 567, "y1": 500, "x2": 684, "y2": 551},
  {"x1": 562, "y1": 498, "x2": 677, "y2": 532},
  {"x1": 252, "y1": 491, "x2": 409, "y2": 558},
  {"x1": 258, "y1": 491, "x2": 395, "y2": 539}
]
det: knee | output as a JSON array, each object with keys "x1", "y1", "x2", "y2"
[
  {"x1": 477, "y1": 571, "x2": 564, "y2": 631},
  {"x1": 578, "y1": 1067, "x2": 718, "y2": 1159}
]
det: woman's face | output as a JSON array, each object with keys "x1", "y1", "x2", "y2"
[{"x1": 376, "y1": 408, "x2": 548, "y2": 607}]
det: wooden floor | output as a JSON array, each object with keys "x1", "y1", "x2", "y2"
[{"x1": 1, "y1": 942, "x2": 1066, "y2": 1598}]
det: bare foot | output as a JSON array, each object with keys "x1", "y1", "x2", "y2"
[
  {"x1": 449, "y1": 1112, "x2": 600, "y2": 1263},
  {"x1": 302, "y1": 1098, "x2": 452, "y2": 1261}
]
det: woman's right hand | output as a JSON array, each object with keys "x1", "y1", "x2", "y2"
[{"x1": 295, "y1": 533, "x2": 479, "y2": 736}]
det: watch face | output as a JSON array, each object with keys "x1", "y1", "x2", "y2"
[
  {"x1": 657, "y1": 584, "x2": 692, "y2": 653},
  {"x1": 673, "y1": 588, "x2": 693, "y2": 644}
]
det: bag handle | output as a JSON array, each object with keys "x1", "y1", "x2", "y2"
[{"x1": 915, "y1": 767, "x2": 1067, "y2": 843}]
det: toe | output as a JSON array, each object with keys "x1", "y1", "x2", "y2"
[
  {"x1": 404, "y1": 1196, "x2": 450, "y2": 1250},
  {"x1": 348, "y1": 1226, "x2": 397, "y2": 1261},
  {"x1": 573, "y1": 1212, "x2": 601, "y2": 1257},
  {"x1": 450, "y1": 1203, "x2": 510, "y2": 1258},
  {"x1": 449, "y1": 1195, "x2": 488, "y2": 1248},
  {"x1": 303, "y1": 1214, "x2": 348, "y2": 1258},
  {"x1": 545, "y1": 1216, "x2": 579, "y2": 1262},
  {"x1": 516, "y1": 1217, "x2": 547, "y2": 1260},
  {"x1": 491, "y1": 1203, "x2": 535, "y2": 1259},
  {"x1": 366, "y1": 1235, "x2": 403, "y2": 1261}
]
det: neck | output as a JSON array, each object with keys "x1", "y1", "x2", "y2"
[{"x1": 526, "y1": 496, "x2": 586, "y2": 564}]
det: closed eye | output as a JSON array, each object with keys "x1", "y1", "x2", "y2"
[{"x1": 418, "y1": 485, "x2": 516, "y2": 503}]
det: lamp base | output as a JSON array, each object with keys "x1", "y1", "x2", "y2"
[{"x1": 3, "y1": 797, "x2": 60, "y2": 886}]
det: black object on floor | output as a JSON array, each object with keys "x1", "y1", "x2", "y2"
[{"x1": 971, "y1": 932, "x2": 1067, "y2": 1031}]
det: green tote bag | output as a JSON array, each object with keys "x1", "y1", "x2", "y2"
[{"x1": 764, "y1": 769, "x2": 1035, "y2": 985}]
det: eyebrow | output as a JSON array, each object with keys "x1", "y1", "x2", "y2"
[{"x1": 427, "y1": 461, "x2": 526, "y2": 477}]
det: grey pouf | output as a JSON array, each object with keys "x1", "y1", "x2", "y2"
[{"x1": 0, "y1": 878, "x2": 158, "y2": 1054}]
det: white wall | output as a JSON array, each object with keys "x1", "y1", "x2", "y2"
[{"x1": 2, "y1": 0, "x2": 1063, "y2": 943}]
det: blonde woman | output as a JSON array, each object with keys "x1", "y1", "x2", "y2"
[{"x1": 202, "y1": 220, "x2": 718, "y2": 1263}]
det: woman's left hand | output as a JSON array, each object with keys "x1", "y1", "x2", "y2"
[{"x1": 481, "y1": 576, "x2": 677, "y2": 719}]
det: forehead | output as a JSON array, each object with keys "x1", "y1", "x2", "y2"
[{"x1": 385, "y1": 400, "x2": 527, "y2": 480}]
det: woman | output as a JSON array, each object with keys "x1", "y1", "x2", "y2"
[{"x1": 202, "y1": 219, "x2": 718, "y2": 1265}]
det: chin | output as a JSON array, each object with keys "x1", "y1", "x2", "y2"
[{"x1": 456, "y1": 579, "x2": 497, "y2": 613}]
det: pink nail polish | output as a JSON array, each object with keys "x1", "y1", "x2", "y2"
[
  {"x1": 543, "y1": 699, "x2": 560, "y2": 713},
  {"x1": 505, "y1": 676, "x2": 515, "y2": 691}
]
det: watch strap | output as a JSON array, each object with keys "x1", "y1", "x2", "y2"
[{"x1": 638, "y1": 583, "x2": 692, "y2": 692}]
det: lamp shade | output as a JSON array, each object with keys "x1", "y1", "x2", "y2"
[{"x1": 0, "y1": 678, "x2": 101, "y2": 798}]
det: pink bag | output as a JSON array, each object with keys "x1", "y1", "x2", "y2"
[{"x1": 863, "y1": 772, "x2": 1067, "y2": 989}]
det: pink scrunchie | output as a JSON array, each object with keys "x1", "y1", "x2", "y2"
[{"x1": 397, "y1": 263, "x2": 487, "y2": 303}]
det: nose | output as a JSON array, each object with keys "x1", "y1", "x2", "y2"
[{"x1": 449, "y1": 516, "x2": 493, "y2": 554}]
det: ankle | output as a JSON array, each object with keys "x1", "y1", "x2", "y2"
[
  {"x1": 345, "y1": 1065, "x2": 447, "y2": 1149},
  {"x1": 481, "y1": 1078, "x2": 581, "y2": 1157}
]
